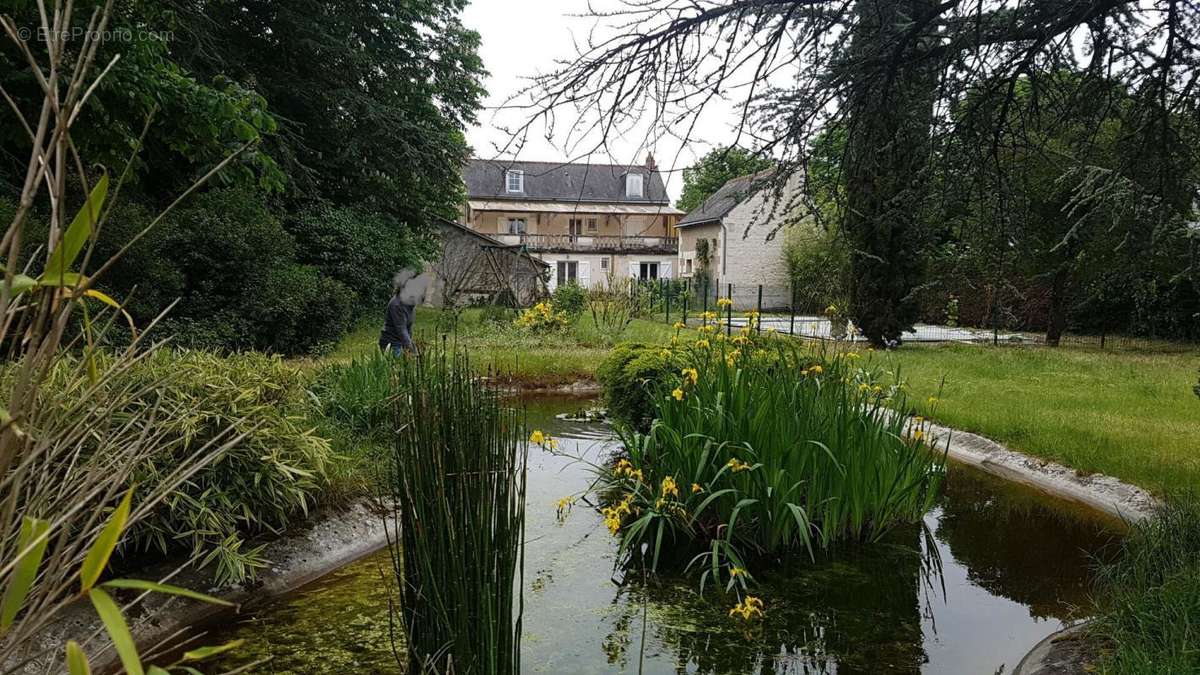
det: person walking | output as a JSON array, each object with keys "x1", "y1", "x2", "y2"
[{"x1": 379, "y1": 273, "x2": 417, "y2": 355}]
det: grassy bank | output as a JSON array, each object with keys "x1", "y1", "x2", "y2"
[
  {"x1": 885, "y1": 344, "x2": 1199, "y2": 495},
  {"x1": 327, "y1": 307, "x2": 677, "y2": 386}
]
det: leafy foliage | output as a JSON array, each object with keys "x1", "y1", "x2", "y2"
[
  {"x1": 1091, "y1": 496, "x2": 1200, "y2": 674},
  {"x1": 513, "y1": 301, "x2": 571, "y2": 333},
  {"x1": 551, "y1": 281, "x2": 587, "y2": 316},
  {"x1": 596, "y1": 342, "x2": 684, "y2": 433},
  {"x1": 596, "y1": 332, "x2": 944, "y2": 590},
  {"x1": 676, "y1": 146, "x2": 773, "y2": 213},
  {"x1": 17, "y1": 350, "x2": 334, "y2": 585},
  {"x1": 386, "y1": 351, "x2": 525, "y2": 673}
]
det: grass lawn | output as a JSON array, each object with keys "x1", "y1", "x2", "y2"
[
  {"x1": 884, "y1": 343, "x2": 1200, "y2": 495},
  {"x1": 327, "y1": 306, "x2": 677, "y2": 386}
]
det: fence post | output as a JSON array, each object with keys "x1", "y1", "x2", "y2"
[
  {"x1": 682, "y1": 293, "x2": 688, "y2": 325},
  {"x1": 726, "y1": 282, "x2": 733, "y2": 337},
  {"x1": 756, "y1": 285, "x2": 763, "y2": 335},
  {"x1": 789, "y1": 282, "x2": 796, "y2": 336},
  {"x1": 702, "y1": 278, "x2": 709, "y2": 328},
  {"x1": 665, "y1": 278, "x2": 671, "y2": 323}
]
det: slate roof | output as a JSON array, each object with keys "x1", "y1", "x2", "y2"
[
  {"x1": 677, "y1": 169, "x2": 776, "y2": 228},
  {"x1": 464, "y1": 159, "x2": 671, "y2": 205}
]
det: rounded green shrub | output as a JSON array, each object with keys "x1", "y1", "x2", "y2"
[
  {"x1": 551, "y1": 281, "x2": 587, "y2": 316},
  {"x1": 596, "y1": 342, "x2": 683, "y2": 432}
]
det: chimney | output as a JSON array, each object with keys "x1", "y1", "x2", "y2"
[{"x1": 644, "y1": 152, "x2": 657, "y2": 171}]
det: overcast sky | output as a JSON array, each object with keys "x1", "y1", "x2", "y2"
[{"x1": 461, "y1": 0, "x2": 743, "y2": 203}]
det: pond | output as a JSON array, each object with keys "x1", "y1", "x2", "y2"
[{"x1": 199, "y1": 395, "x2": 1121, "y2": 674}]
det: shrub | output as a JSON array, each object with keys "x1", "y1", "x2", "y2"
[
  {"x1": 551, "y1": 280, "x2": 587, "y2": 316},
  {"x1": 587, "y1": 276, "x2": 639, "y2": 343},
  {"x1": 513, "y1": 301, "x2": 571, "y2": 332},
  {"x1": 596, "y1": 342, "x2": 684, "y2": 432},
  {"x1": 1091, "y1": 496, "x2": 1200, "y2": 673},
  {"x1": 311, "y1": 350, "x2": 396, "y2": 439},
  {"x1": 93, "y1": 187, "x2": 359, "y2": 354},
  {"x1": 594, "y1": 332, "x2": 945, "y2": 595},
  {"x1": 26, "y1": 349, "x2": 334, "y2": 585},
  {"x1": 288, "y1": 202, "x2": 434, "y2": 314},
  {"x1": 784, "y1": 225, "x2": 849, "y2": 313}
]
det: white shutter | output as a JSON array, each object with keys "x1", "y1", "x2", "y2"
[
  {"x1": 629, "y1": 261, "x2": 639, "y2": 278},
  {"x1": 578, "y1": 261, "x2": 591, "y2": 288},
  {"x1": 547, "y1": 260, "x2": 558, "y2": 292},
  {"x1": 660, "y1": 261, "x2": 673, "y2": 279}
]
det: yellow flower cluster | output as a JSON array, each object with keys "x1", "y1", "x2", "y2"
[
  {"x1": 528, "y1": 430, "x2": 559, "y2": 449},
  {"x1": 729, "y1": 566, "x2": 746, "y2": 578},
  {"x1": 671, "y1": 387, "x2": 685, "y2": 401},
  {"x1": 800, "y1": 364, "x2": 824, "y2": 377},
  {"x1": 695, "y1": 339, "x2": 710, "y2": 349},
  {"x1": 726, "y1": 458, "x2": 751, "y2": 473},
  {"x1": 717, "y1": 298, "x2": 733, "y2": 308},
  {"x1": 729, "y1": 596, "x2": 764, "y2": 620},
  {"x1": 702, "y1": 311, "x2": 718, "y2": 321},
  {"x1": 691, "y1": 482, "x2": 704, "y2": 494},
  {"x1": 613, "y1": 458, "x2": 644, "y2": 482},
  {"x1": 673, "y1": 321, "x2": 687, "y2": 330},
  {"x1": 602, "y1": 493, "x2": 635, "y2": 535},
  {"x1": 556, "y1": 496, "x2": 574, "y2": 520},
  {"x1": 660, "y1": 475, "x2": 680, "y2": 499},
  {"x1": 514, "y1": 301, "x2": 570, "y2": 331},
  {"x1": 681, "y1": 367, "x2": 698, "y2": 385}
]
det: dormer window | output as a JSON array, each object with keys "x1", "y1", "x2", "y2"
[
  {"x1": 505, "y1": 169, "x2": 524, "y2": 193},
  {"x1": 626, "y1": 173, "x2": 644, "y2": 198}
]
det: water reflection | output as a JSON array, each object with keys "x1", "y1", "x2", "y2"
[{"x1": 200, "y1": 396, "x2": 1120, "y2": 674}]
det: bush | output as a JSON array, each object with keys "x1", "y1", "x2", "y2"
[
  {"x1": 784, "y1": 225, "x2": 849, "y2": 313},
  {"x1": 93, "y1": 187, "x2": 359, "y2": 354},
  {"x1": 513, "y1": 301, "x2": 571, "y2": 332},
  {"x1": 1091, "y1": 497, "x2": 1200, "y2": 673},
  {"x1": 551, "y1": 281, "x2": 587, "y2": 316},
  {"x1": 594, "y1": 332, "x2": 944, "y2": 594},
  {"x1": 595, "y1": 342, "x2": 684, "y2": 432},
  {"x1": 311, "y1": 350, "x2": 396, "y2": 440},
  {"x1": 289, "y1": 202, "x2": 434, "y2": 314},
  {"x1": 27, "y1": 349, "x2": 334, "y2": 585}
]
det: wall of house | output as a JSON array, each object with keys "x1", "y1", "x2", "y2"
[
  {"x1": 718, "y1": 176, "x2": 806, "y2": 309},
  {"x1": 539, "y1": 252, "x2": 677, "y2": 291},
  {"x1": 470, "y1": 209, "x2": 674, "y2": 238},
  {"x1": 677, "y1": 223, "x2": 721, "y2": 281}
]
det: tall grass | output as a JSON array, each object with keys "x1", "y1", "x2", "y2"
[
  {"x1": 385, "y1": 351, "x2": 526, "y2": 674},
  {"x1": 1090, "y1": 496, "x2": 1200, "y2": 673},
  {"x1": 600, "y1": 333, "x2": 944, "y2": 589}
]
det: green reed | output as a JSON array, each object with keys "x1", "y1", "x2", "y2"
[
  {"x1": 385, "y1": 351, "x2": 526, "y2": 674},
  {"x1": 603, "y1": 333, "x2": 944, "y2": 588}
]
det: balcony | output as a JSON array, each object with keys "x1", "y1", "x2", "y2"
[{"x1": 493, "y1": 233, "x2": 678, "y2": 254}]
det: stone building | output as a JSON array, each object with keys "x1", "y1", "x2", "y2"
[
  {"x1": 676, "y1": 170, "x2": 806, "y2": 309},
  {"x1": 461, "y1": 156, "x2": 684, "y2": 291}
]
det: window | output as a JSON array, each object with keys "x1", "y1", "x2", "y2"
[
  {"x1": 685, "y1": 258, "x2": 693, "y2": 274},
  {"x1": 556, "y1": 261, "x2": 578, "y2": 286},
  {"x1": 638, "y1": 262, "x2": 659, "y2": 280},
  {"x1": 626, "y1": 173, "x2": 644, "y2": 198},
  {"x1": 587, "y1": 218, "x2": 598, "y2": 232},
  {"x1": 568, "y1": 218, "x2": 584, "y2": 241},
  {"x1": 505, "y1": 170, "x2": 524, "y2": 193},
  {"x1": 600, "y1": 257, "x2": 609, "y2": 271},
  {"x1": 507, "y1": 218, "x2": 526, "y2": 234}
]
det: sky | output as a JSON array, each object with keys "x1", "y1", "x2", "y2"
[{"x1": 460, "y1": 0, "x2": 743, "y2": 204}]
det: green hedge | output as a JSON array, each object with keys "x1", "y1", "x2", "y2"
[{"x1": 595, "y1": 342, "x2": 684, "y2": 432}]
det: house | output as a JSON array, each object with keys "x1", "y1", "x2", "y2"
[
  {"x1": 676, "y1": 170, "x2": 804, "y2": 309},
  {"x1": 423, "y1": 217, "x2": 549, "y2": 308},
  {"x1": 461, "y1": 156, "x2": 684, "y2": 290}
]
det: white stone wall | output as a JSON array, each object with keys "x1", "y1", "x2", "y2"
[
  {"x1": 716, "y1": 175, "x2": 806, "y2": 310},
  {"x1": 539, "y1": 252, "x2": 676, "y2": 291}
]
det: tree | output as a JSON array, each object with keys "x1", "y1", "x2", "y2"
[
  {"x1": 510, "y1": 0, "x2": 1200, "y2": 347},
  {"x1": 676, "y1": 146, "x2": 773, "y2": 212}
]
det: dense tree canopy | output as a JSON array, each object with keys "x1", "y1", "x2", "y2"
[
  {"x1": 0, "y1": 0, "x2": 484, "y2": 353},
  {"x1": 515, "y1": 0, "x2": 1200, "y2": 345},
  {"x1": 676, "y1": 146, "x2": 773, "y2": 213}
]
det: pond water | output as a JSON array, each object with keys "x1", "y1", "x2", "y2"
[{"x1": 199, "y1": 395, "x2": 1121, "y2": 674}]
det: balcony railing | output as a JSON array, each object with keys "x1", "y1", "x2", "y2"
[{"x1": 493, "y1": 233, "x2": 678, "y2": 253}]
